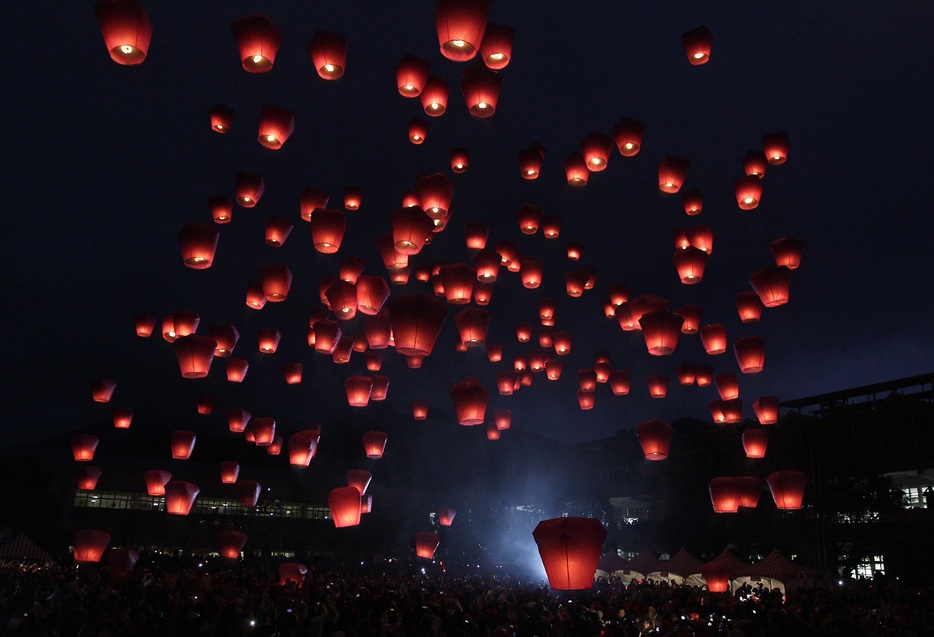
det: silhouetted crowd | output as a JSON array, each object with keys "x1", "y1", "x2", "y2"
[{"x1": 1, "y1": 556, "x2": 932, "y2": 637}]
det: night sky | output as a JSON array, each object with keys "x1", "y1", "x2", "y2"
[{"x1": 5, "y1": 1, "x2": 934, "y2": 452}]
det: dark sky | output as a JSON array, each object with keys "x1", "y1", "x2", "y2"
[{"x1": 5, "y1": 1, "x2": 934, "y2": 449}]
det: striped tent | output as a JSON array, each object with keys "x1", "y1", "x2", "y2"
[
  {"x1": 712, "y1": 547, "x2": 754, "y2": 578},
  {"x1": 747, "y1": 549, "x2": 816, "y2": 583},
  {"x1": 0, "y1": 533, "x2": 52, "y2": 563}
]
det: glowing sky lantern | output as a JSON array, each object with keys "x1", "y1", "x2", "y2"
[
  {"x1": 435, "y1": 0, "x2": 490, "y2": 61},
  {"x1": 770, "y1": 236, "x2": 804, "y2": 270},
  {"x1": 412, "y1": 400, "x2": 429, "y2": 420},
  {"x1": 257, "y1": 104, "x2": 294, "y2": 150},
  {"x1": 92, "y1": 378, "x2": 117, "y2": 403},
  {"x1": 715, "y1": 373, "x2": 740, "y2": 400},
  {"x1": 210, "y1": 104, "x2": 233, "y2": 134},
  {"x1": 220, "y1": 461, "x2": 240, "y2": 484},
  {"x1": 257, "y1": 327, "x2": 281, "y2": 354},
  {"x1": 344, "y1": 186, "x2": 363, "y2": 210},
  {"x1": 742, "y1": 428, "x2": 768, "y2": 459},
  {"x1": 278, "y1": 563, "x2": 307, "y2": 586},
  {"x1": 408, "y1": 118, "x2": 428, "y2": 144},
  {"x1": 533, "y1": 517, "x2": 607, "y2": 591},
  {"x1": 647, "y1": 374, "x2": 668, "y2": 398},
  {"x1": 299, "y1": 187, "x2": 329, "y2": 222},
  {"x1": 736, "y1": 291, "x2": 764, "y2": 323},
  {"x1": 396, "y1": 54, "x2": 430, "y2": 96},
  {"x1": 76, "y1": 466, "x2": 102, "y2": 491},
  {"x1": 676, "y1": 304, "x2": 702, "y2": 334},
  {"x1": 94, "y1": 0, "x2": 151, "y2": 65},
  {"x1": 709, "y1": 477, "x2": 740, "y2": 513},
  {"x1": 112, "y1": 406, "x2": 133, "y2": 429},
  {"x1": 681, "y1": 188, "x2": 703, "y2": 216},
  {"x1": 196, "y1": 395, "x2": 214, "y2": 415},
  {"x1": 144, "y1": 469, "x2": 171, "y2": 496},
  {"x1": 329, "y1": 486, "x2": 362, "y2": 528},
  {"x1": 734, "y1": 336, "x2": 766, "y2": 373},
  {"x1": 437, "y1": 507, "x2": 457, "y2": 526},
  {"x1": 346, "y1": 469, "x2": 372, "y2": 495},
  {"x1": 734, "y1": 175, "x2": 763, "y2": 210},
  {"x1": 392, "y1": 207, "x2": 434, "y2": 255},
  {"x1": 264, "y1": 215, "x2": 293, "y2": 247},
  {"x1": 308, "y1": 30, "x2": 347, "y2": 80},
  {"x1": 639, "y1": 309, "x2": 685, "y2": 355},
  {"x1": 178, "y1": 222, "x2": 218, "y2": 270},
  {"x1": 455, "y1": 308, "x2": 490, "y2": 345},
  {"x1": 658, "y1": 155, "x2": 690, "y2": 193},
  {"x1": 520, "y1": 257, "x2": 543, "y2": 289},
  {"x1": 682, "y1": 25, "x2": 713, "y2": 65},
  {"x1": 420, "y1": 75, "x2": 450, "y2": 116},
  {"x1": 325, "y1": 280, "x2": 358, "y2": 319},
  {"x1": 612, "y1": 116, "x2": 644, "y2": 157},
  {"x1": 449, "y1": 147, "x2": 470, "y2": 173},
  {"x1": 227, "y1": 358, "x2": 249, "y2": 382},
  {"x1": 261, "y1": 263, "x2": 292, "y2": 301},
  {"x1": 170, "y1": 430, "x2": 196, "y2": 460},
  {"x1": 173, "y1": 335, "x2": 216, "y2": 379},
  {"x1": 231, "y1": 14, "x2": 282, "y2": 73},
  {"x1": 310, "y1": 208, "x2": 347, "y2": 254},
  {"x1": 165, "y1": 481, "x2": 199, "y2": 515},
  {"x1": 219, "y1": 530, "x2": 248, "y2": 559},
  {"x1": 636, "y1": 419, "x2": 673, "y2": 460},
  {"x1": 580, "y1": 131, "x2": 613, "y2": 172},
  {"x1": 208, "y1": 324, "x2": 239, "y2": 358},
  {"x1": 134, "y1": 314, "x2": 156, "y2": 337},
  {"x1": 235, "y1": 172, "x2": 264, "y2": 208},
  {"x1": 673, "y1": 247, "x2": 708, "y2": 284},
  {"x1": 762, "y1": 130, "x2": 790, "y2": 165},
  {"x1": 362, "y1": 431, "x2": 388, "y2": 458},
  {"x1": 749, "y1": 266, "x2": 791, "y2": 307},
  {"x1": 439, "y1": 263, "x2": 476, "y2": 303},
  {"x1": 564, "y1": 152, "x2": 589, "y2": 186},
  {"x1": 767, "y1": 471, "x2": 808, "y2": 509},
  {"x1": 517, "y1": 143, "x2": 546, "y2": 179},
  {"x1": 743, "y1": 150, "x2": 768, "y2": 178},
  {"x1": 450, "y1": 377, "x2": 488, "y2": 425},
  {"x1": 415, "y1": 531, "x2": 441, "y2": 558},
  {"x1": 74, "y1": 529, "x2": 110, "y2": 563},
  {"x1": 237, "y1": 480, "x2": 261, "y2": 507},
  {"x1": 753, "y1": 396, "x2": 780, "y2": 425},
  {"x1": 345, "y1": 375, "x2": 373, "y2": 407},
  {"x1": 700, "y1": 323, "x2": 728, "y2": 355},
  {"x1": 460, "y1": 63, "x2": 502, "y2": 117},
  {"x1": 162, "y1": 310, "x2": 199, "y2": 343}
]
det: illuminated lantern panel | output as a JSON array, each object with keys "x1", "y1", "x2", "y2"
[
  {"x1": 356, "y1": 276, "x2": 390, "y2": 316},
  {"x1": 338, "y1": 257, "x2": 365, "y2": 285},
  {"x1": 721, "y1": 399, "x2": 744, "y2": 424},
  {"x1": 609, "y1": 370, "x2": 631, "y2": 395},
  {"x1": 329, "y1": 486, "x2": 362, "y2": 528},
  {"x1": 514, "y1": 356, "x2": 528, "y2": 372},
  {"x1": 415, "y1": 532, "x2": 441, "y2": 559},
  {"x1": 162, "y1": 310, "x2": 200, "y2": 343},
  {"x1": 144, "y1": 470, "x2": 171, "y2": 496},
  {"x1": 210, "y1": 105, "x2": 233, "y2": 134},
  {"x1": 392, "y1": 207, "x2": 434, "y2": 255},
  {"x1": 702, "y1": 561, "x2": 732, "y2": 593},
  {"x1": 416, "y1": 173, "x2": 455, "y2": 227},
  {"x1": 455, "y1": 308, "x2": 490, "y2": 345},
  {"x1": 471, "y1": 281, "x2": 491, "y2": 304},
  {"x1": 496, "y1": 371, "x2": 516, "y2": 396},
  {"x1": 529, "y1": 350, "x2": 548, "y2": 373},
  {"x1": 532, "y1": 517, "x2": 607, "y2": 591},
  {"x1": 539, "y1": 299, "x2": 557, "y2": 325},
  {"x1": 345, "y1": 375, "x2": 373, "y2": 407},
  {"x1": 257, "y1": 104, "x2": 295, "y2": 150},
  {"x1": 165, "y1": 481, "x2": 200, "y2": 515},
  {"x1": 396, "y1": 54, "x2": 430, "y2": 97},
  {"x1": 231, "y1": 14, "x2": 282, "y2": 72},
  {"x1": 311, "y1": 208, "x2": 347, "y2": 254},
  {"x1": 658, "y1": 155, "x2": 690, "y2": 193},
  {"x1": 74, "y1": 529, "x2": 110, "y2": 563},
  {"x1": 408, "y1": 118, "x2": 428, "y2": 144},
  {"x1": 494, "y1": 408, "x2": 512, "y2": 431},
  {"x1": 647, "y1": 374, "x2": 668, "y2": 398},
  {"x1": 629, "y1": 294, "x2": 668, "y2": 326},
  {"x1": 170, "y1": 430, "x2": 196, "y2": 460},
  {"x1": 344, "y1": 186, "x2": 363, "y2": 211},
  {"x1": 407, "y1": 355, "x2": 424, "y2": 369},
  {"x1": 580, "y1": 131, "x2": 613, "y2": 172},
  {"x1": 420, "y1": 75, "x2": 450, "y2": 116},
  {"x1": 326, "y1": 280, "x2": 358, "y2": 319},
  {"x1": 112, "y1": 406, "x2": 133, "y2": 429},
  {"x1": 577, "y1": 390, "x2": 595, "y2": 411},
  {"x1": 639, "y1": 309, "x2": 685, "y2": 355},
  {"x1": 734, "y1": 336, "x2": 766, "y2": 373},
  {"x1": 361, "y1": 495, "x2": 374, "y2": 514},
  {"x1": 676, "y1": 364, "x2": 696, "y2": 386},
  {"x1": 495, "y1": 239, "x2": 519, "y2": 267},
  {"x1": 238, "y1": 481, "x2": 262, "y2": 507},
  {"x1": 94, "y1": 0, "x2": 151, "y2": 65},
  {"x1": 362, "y1": 431, "x2": 388, "y2": 459},
  {"x1": 245, "y1": 280, "x2": 266, "y2": 310},
  {"x1": 92, "y1": 378, "x2": 117, "y2": 403},
  {"x1": 227, "y1": 358, "x2": 249, "y2": 383},
  {"x1": 299, "y1": 187, "x2": 330, "y2": 222},
  {"x1": 736, "y1": 291, "x2": 764, "y2": 323},
  {"x1": 370, "y1": 375, "x2": 390, "y2": 401},
  {"x1": 282, "y1": 363, "x2": 303, "y2": 385},
  {"x1": 474, "y1": 249, "x2": 500, "y2": 282},
  {"x1": 219, "y1": 530, "x2": 248, "y2": 560},
  {"x1": 516, "y1": 323, "x2": 532, "y2": 343},
  {"x1": 134, "y1": 314, "x2": 156, "y2": 338},
  {"x1": 673, "y1": 247, "x2": 708, "y2": 284},
  {"x1": 265, "y1": 216, "x2": 293, "y2": 247},
  {"x1": 681, "y1": 188, "x2": 703, "y2": 216},
  {"x1": 266, "y1": 436, "x2": 284, "y2": 456},
  {"x1": 715, "y1": 373, "x2": 740, "y2": 400},
  {"x1": 440, "y1": 264, "x2": 476, "y2": 304},
  {"x1": 682, "y1": 25, "x2": 713, "y2": 65},
  {"x1": 564, "y1": 152, "x2": 589, "y2": 186},
  {"x1": 767, "y1": 471, "x2": 808, "y2": 510},
  {"x1": 737, "y1": 476, "x2": 762, "y2": 508},
  {"x1": 700, "y1": 323, "x2": 728, "y2": 355},
  {"x1": 763, "y1": 130, "x2": 790, "y2": 165},
  {"x1": 743, "y1": 150, "x2": 768, "y2": 178},
  {"x1": 486, "y1": 341, "x2": 503, "y2": 362},
  {"x1": 437, "y1": 507, "x2": 457, "y2": 527},
  {"x1": 346, "y1": 469, "x2": 372, "y2": 495},
  {"x1": 676, "y1": 304, "x2": 702, "y2": 334},
  {"x1": 236, "y1": 172, "x2": 264, "y2": 208},
  {"x1": 331, "y1": 336, "x2": 355, "y2": 363},
  {"x1": 553, "y1": 331, "x2": 572, "y2": 356},
  {"x1": 196, "y1": 395, "x2": 215, "y2": 415},
  {"x1": 578, "y1": 368, "x2": 597, "y2": 393},
  {"x1": 450, "y1": 147, "x2": 470, "y2": 173},
  {"x1": 521, "y1": 257, "x2": 544, "y2": 289},
  {"x1": 636, "y1": 419, "x2": 673, "y2": 460},
  {"x1": 460, "y1": 63, "x2": 502, "y2": 118},
  {"x1": 308, "y1": 30, "x2": 347, "y2": 80},
  {"x1": 261, "y1": 263, "x2": 293, "y2": 301},
  {"x1": 278, "y1": 563, "x2": 308, "y2": 586},
  {"x1": 412, "y1": 400, "x2": 429, "y2": 420},
  {"x1": 462, "y1": 222, "x2": 488, "y2": 250},
  {"x1": 486, "y1": 422, "x2": 502, "y2": 439},
  {"x1": 770, "y1": 236, "x2": 804, "y2": 270},
  {"x1": 567, "y1": 241, "x2": 584, "y2": 261},
  {"x1": 743, "y1": 428, "x2": 768, "y2": 459},
  {"x1": 749, "y1": 266, "x2": 791, "y2": 308},
  {"x1": 178, "y1": 222, "x2": 219, "y2": 270},
  {"x1": 480, "y1": 22, "x2": 513, "y2": 69},
  {"x1": 612, "y1": 116, "x2": 644, "y2": 157},
  {"x1": 517, "y1": 143, "x2": 546, "y2": 180},
  {"x1": 709, "y1": 477, "x2": 740, "y2": 513},
  {"x1": 257, "y1": 328, "x2": 281, "y2": 354},
  {"x1": 694, "y1": 364, "x2": 713, "y2": 387},
  {"x1": 546, "y1": 359, "x2": 563, "y2": 381},
  {"x1": 363, "y1": 314, "x2": 390, "y2": 350},
  {"x1": 517, "y1": 203, "x2": 542, "y2": 234},
  {"x1": 734, "y1": 175, "x2": 763, "y2": 210},
  {"x1": 72, "y1": 435, "x2": 99, "y2": 462},
  {"x1": 220, "y1": 461, "x2": 240, "y2": 484},
  {"x1": 435, "y1": 0, "x2": 489, "y2": 61},
  {"x1": 753, "y1": 396, "x2": 780, "y2": 425},
  {"x1": 288, "y1": 431, "x2": 317, "y2": 467},
  {"x1": 450, "y1": 378, "x2": 488, "y2": 425},
  {"x1": 209, "y1": 324, "x2": 240, "y2": 358},
  {"x1": 541, "y1": 215, "x2": 561, "y2": 239},
  {"x1": 76, "y1": 466, "x2": 102, "y2": 491}
]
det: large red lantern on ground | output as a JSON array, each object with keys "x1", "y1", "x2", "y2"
[
  {"x1": 257, "y1": 104, "x2": 294, "y2": 150},
  {"x1": 95, "y1": 0, "x2": 151, "y2": 66},
  {"x1": 749, "y1": 266, "x2": 791, "y2": 307},
  {"x1": 178, "y1": 222, "x2": 219, "y2": 269},
  {"x1": 734, "y1": 336, "x2": 766, "y2": 373},
  {"x1": 460, "y1": 64, "x2": 502, "y2": 117},
  {"x1": 709, "y1": 477, "x2": 741, "y2": 513},
  {"x1": 388, "y1": 294, "x2": 447, "y2": 357},
  {"x1": 533, "y1": 517, "x2": 607, "y2": 591},
  {"x1": 450, "y1": 378, "x2": 488, "y2": 425},
  {"x1": 219, "y1": 530, "x2": 248, "y2": 559},
  {"x1": 74, "y1": 529, "x2": 110, "y2": 563},
  {"x1": 165, "y1": 481, "x2": 200, "y2": 515},
  {"x1": 702, "y1": 561, "x2": 731, "y2": 593},
  {"x1": 308, "y1": 30, "x2": 347, "y2": 80},
  {"x1": 435, "y1": 0, "x2": 489, "y2": 61},
  {"x1": 767, "y1": 471, "x2": 807, "y2": 509},
  {"x1": 742, "y1": 429, "x2": 768, "y2": 459},
  {"x1": 682, "y1": 26, "x2": 713, "y2": 65},
  {"x1": 231, "y1": 14, "x2": 282, "y2": 73},
  {"x1": 639, "y1": 310, "x2": 685, "y2": 355},
  {"x1": 329, "y1": 486, "x2": 362, "y2": 528},
  {"x1": 173, "y1": 334, "x2": 216, "y2": 379},
  {"x1": 635, "y1": 419, "x2": 673, "y2": 460},
  {"x1": 144, "y1": 469, "x2": 171, "y2": 496},
  {"x1": 753, "y1": 396, "x2": 780, "y2": 425}
]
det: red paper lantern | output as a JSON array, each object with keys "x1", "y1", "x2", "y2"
[
  {"x1": 144, "y1": 469, "x2": 171, "y2": 496},
  {"x1": 494, "y1": 408, "x2": 512, "y2": 431},
  {"x1": 207, "y1": 325, "x2": 239, "y2": 358},
  {"x1": 299, "y1": 188, "x2": 330, "y2": 222},
  {"x1": 553, "y1": 331, "x2": 572, "y2": 356},
  {"x1": 485, "y1": 342, "x2": 503, "y2": 362},
  {"x1": 743, "y1": 150, "x2": 768, "y2": 178},
  {"x1": 257, "y1": 104, "x2": 294, "y2": 150},
  {"x1": 220, "y1": 461, "x2": 240, "y2": 484},
  {"x1": 742, "y1": 428, "x2": 768, "y2": 459},
  {"x1": 700, "y1": 323, "x2": 728, "y2": 355},
  {"x1": 308, "y1": 30, "x2": 347, "y2": 80},
  {"x1": 92, "y1": 379, "x2": 117, "y2": 403},
  {"x1": 345, "y1": 375, "x2": 373, "y2": 407},
  {"x1": 392, "y1": 207, "x2": 435, "y2": 255},
  {"x1": 647, "y1": 374, "x2": 668, "y2": 398},
  {"x1": 356, "y1": 276, "x2": 390, "y2": 316},
  {"x1": 94, "y1": 0, "x2": 151, "y2": 65},
  {"x1": 311, "y1": 208, "x2": 347, "y2": 253},
  {"x1": 396, "y1": 54, "x2": 430, "y2": 96},
  {"x1": 580, "y1": 131, "x2": 613, "y2": 172},
  {"x1": 210, "y1": 105, "x2": 233, "y2": 134},
  {"x1": 545, "y1": 359, "x2": 563, "y2": 381},
  {"x1": 235, "y1": 172, "x2": 264, "y2": 207},
  {"x1": 474, "y1": 250, "x2": 500, "y2": 282},
  {"x1": 738, "y1": 476, "x2": 762, "y2": 508},
  {"x1": 329, "y1": 486, "x2": 362, "y2": 528},
  {"x1": 237, "y1": 480, "x2": 261, "y2": 507},
  {"x1": 362, "y1": 431, "x2": 388, "y2": 459},
  {"x1": 325, "y1": 281, "x2": 358, "y2": 319},
  {"x1": 565, "y1": 270, "x2": 587, "y2": 297},
  {"x1": 112, "y1": 406, "x2": 133, "y2": 429},
  {"x1": 629, "y1": 294, "x2": 668, "y2": 325},
  {"x1": 346, "y1": 469, "x2": 372, "y2": 495},
  {"x1": 134, "y1": 314, "x2": 156, "y2": 337},
  {"x1": 564, "y1": 152, "x2": 589, "y2": 186},
  {"x1": 280, "y1": 363, "x2": 302, "y2": 385},
  {"x1": 736, "y1": 292, "x2": 764, "y2": 323},
  {"x1": 420, "y1": 75, "x2": 450, "y2": 116},
  {"x1": 412, "y1": 400, "x2": 429, "y2": 420},
  {"x1": 196, "y1": 395, "x2": 215, "y2": 415},
  {"x1": 455, "y1": 308, "x2": 490, "y2": 345},
  {"x1": 734, "y1": 336, "x2": 765, "y2": 373},
  {"x1": 76, "y1": 466, "x2": 102, "y2": 491},
  {"x1": 676, "y1": 304, "x2": 702, "y2": 334},
  {"x1": 231, "y1": 14, "x2": 282, "y2": 72},
  {"x1": 74, "y1": 529, "x2": 110, "y2": 563},
  {"x1": 165, "y1": 480, "x2": 200, "y2": 515},
  {"x1": 363, "y1": 314, "x2": 391, "y2": 350},
  {"x1": 416, "y1": 173, "x2": 455, "y2": 226},
  {"x1": 415, "y1": 532, "x2": 441, "y2": 559},
  {"x1": 639, "y1": 310, "x2": 685, "y2": 355},
  {"x1": 219, "y1": 530, "x2": 248, "y2": 559},
  {"x1": 520, "y1": 257, "x2": 543, "y2": 289},
  {"x1": 709, "y1": 477, "x2": 741, "y2": 513},
  {"x1": 449, "y1": 147, "x2": 470, "y2": 173},
  {"x1": 257, "y1": 327, "x2": 280, "y2": 354},
  {"x1": 770, "y1": 237, "x2": 804, "y2": 270},
  {"x1": 263, "y1": 216, "x2": 293, "y2": 248},
  {"x1": 577, "y1": 390, "x2": 595, "y2": 411},
  {"x1": 450, "y1": 378, "x2": 488, "y2": 425},
  {"x1": 567, "y1": 242, "x2": 584, "y2": 261},
  {"x1": 437, "y1": 507, "x2": 457, "y2": 526},
  {"x1": 658, "y1": 155, "x2": 690, "y2": 193},
  {"x1": 749, "y1": 266, "x2": 791, "y2": 307},
  {"x1": 673, "y1": 247, "x2": 708, "y2": 284},
  {"x1": 734, "y1": 175, "x2": 763, "y2": 210},
  {"x1": 170, "y1": 430, "x2": 196, "y2": 459},
  {"x1": 226, "y1": 358, "x2": 249, "y2": 382},
  {"x1": 636, "y1": 419, "x2": 673, "y2": 460},
  {"x1": 460, "y1": 64, "x2": 502, "y2": 117},
  {"x1": 702, "y1": 561, "x2": 732, "y2": 593},
  {"x1": 278, "y1": 563, "x2": 308, "y2": 586},
  {"x1": 370, "y1": 375, "x2": 390, "y2": 401},
  {"x1": 408, "y1": 118, "x2": 428, "y2": 144},
  {"x1": 715, "y1": 373, "x2": 740, "y2": 400},
  {"x1": 435, "y1": 0, "x2": 490, "y2": 61},
  {"x1": 532, "y1": 517, "x2": 607, "y2": 591},
  {"x1": 611, "y1": 116, "x2": 644, "y2": 157},
  {"x1": 694, "y1": 364, "x2": 713, "y2": 386},
  {"x1": 767, "y1": 471, "x2": 807, "y2": 509},
  {"x1": 682, "y1": 26, "x2": 713, "y2": 65},
  {"x1": 479, "y1": 22, "x2": 513, "y2": 69},
  {"x1": 681, "y1": 188, "x2": 704, "y2": 216},
  {"x1": 162, "y1": 310, "x2": 200, "y2": 343},
  {"x1": 288, "y1": 431, "x2": 318, "y2": 467},
  {"x1": 753, "y1": 396, "x2": 780, "y2": 425},
  {"x1": 245, "y1": 280, "x2": 266, "y2": 310},
  {"x1": 676, "y1": 364, "x2": 696, "y2": 386},
  {"x1": 541, "y1": 215, "x2": 561, "y2": 239},
  {"x1": 762, "y1": 131, "x2": 790, "y2": 165},
  {"x1": 517, "y1": 143, "x2": 546, "y2": 179},
  {"x1": 177, "y1": 220, "x2": 220, "y2": 271}
]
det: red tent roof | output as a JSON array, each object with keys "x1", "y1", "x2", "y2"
[
  {"x1": 623, "y1": 548, "x2": 663, "y2": 575},
  {"x1": 712, "y1": 548, "x2": 754, "y2": 577},
  {"x1": 0, "y1": 533, "x2": 52, "y2": 563},
  {"x1": 660, "y1": 548, "x2": 706, "y2": 578},
  {"x1": 747, "y1": 549, "x2": 816, "y2": 582}
]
